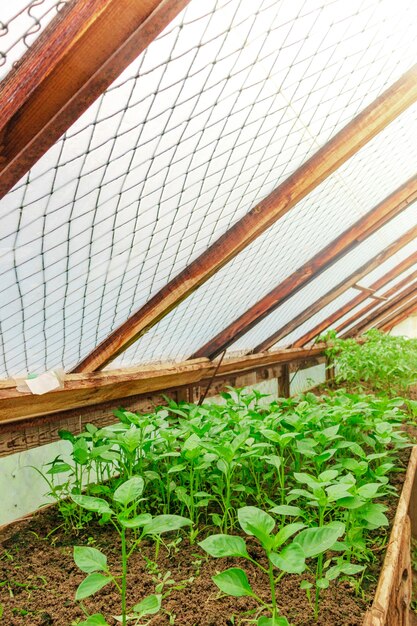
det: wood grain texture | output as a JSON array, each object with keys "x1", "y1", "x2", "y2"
[
  {"x1": 293, "y1": 251, "x2": 417, "y2": 347},
  {"x1": 192, "y1": 179, "x2": 417, "y2": 359},
  {"x1": 0, "y1": 346, "x2": 325, "y2": 424},
  {"x1": 71, "y1": 65, "x2": 417, "y2": 372},
  {"x1": 0, "y1": 0, "x2": 191, "y2": 197},
  {"x1": 362, "y1": 446, "x2": 417, "y2": 626}
]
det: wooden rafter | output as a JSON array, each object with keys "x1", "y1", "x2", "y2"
[
  {"x1": 334, "y1": 266, "x2": 417, "y2": 333},
  {"x1": 380, "y1": 302, "x2": 417, "y2": 332},
  {"x1": 0, "y1": 0, "x2": 191, "y2": 198},
  {"x1": 0, "y1": 346, "x2": 325, "y2": 424},
  {"x1": 343, "y1": 281, "x2": 417, "y2": 337},
  {"x1": 292, "y1": 251, "x2": 417, "y2": 347},
  {"x1": 191, "y1": 177, "x2": 417, "y2": 359},
  {"x1": 377, "y1": 295, "x2": 417, "y2": 333},
  {"x1": 252, "y1": 225, "x2": 417, "y2": 353},
  {"x1": 72, "y1": 65, "x2": 417, "y2": 372}
]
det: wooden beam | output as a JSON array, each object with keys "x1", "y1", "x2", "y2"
[
  {"x1": 72, "y1": 66, "x2": 417, "y2": 372},
  {"x1": 334, "y1": 265, "x2": 417, "y2": 334},
  {"x1": 380, "y1": 301, "x2": 417, "y2": 332},
  {"x1": 292, "y1": 251, "x2": 417, "y2": 347},
  {"x1": 253, "y1": 224, "x2": 417, "y2": 353},
  {"x1": 0, "y1": 0, "x2": 191, "y2": 198},
  {"x1": 0, "y1": 346, "x2": 325, "y2": 424},
  {"x1": 344, "y1": 282, "x2": 417, "y2": 336},
  {"x1": 378, "y1": 297, "x2": 417, "y2": 333},
  {"x1": 191, "y1": 177, "x2": 417, "y2": 359}
]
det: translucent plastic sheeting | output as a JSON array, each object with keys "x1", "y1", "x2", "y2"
[
  {"x1": 0, "y1": 0, "x2": 69, "y2": 80},
  {"x1": 230, "y1": 206, "x2": 417, "y2": 351},
  {"x1": 109, "y1": 105, "x2": 417, "y2": 368},
  {"x1": 1, "y1": 0, "x2": 417, "y2": 376}
]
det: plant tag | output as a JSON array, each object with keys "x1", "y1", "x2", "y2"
[{"x1": 24, "y1": 368, "x2": 65, "y2": 394}]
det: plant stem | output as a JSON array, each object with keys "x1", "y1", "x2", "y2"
[
  {"x1": 121, "y1": 527, "x2": 128, "y2": 626},
  {"x1": 268, "y1": 558, "x2": 277, "y2": 618}
]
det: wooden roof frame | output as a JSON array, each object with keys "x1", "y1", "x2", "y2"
[
  {"x1": 376, "y1": 295, "x2": 417, "y2": 333},
  {"x1": 191, "y1": 179, "x2": 417, "y2": 359},
  {"x1": 292, "y1": 252, "x2": 417, "y2": 347},
  {"x1": 1, "y1": 6, "x2": 417, "y2": 376},
  {"x1": 343, "y1": 281, "x2": 417, "y2": 337},
  {"x1": 379, "y1": 302, "x2": 417, "y2": 332},
  {"x1": 252, "y1": 222, "x2": 417, "y2": 353},
  {"x1": 71, "y1": 64, "x2": 417, "y2": 371},
  {"x1": 0, "y1": 0, "x2": 191, "y2": 198}
]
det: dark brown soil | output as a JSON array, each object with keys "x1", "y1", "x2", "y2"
[{"x1": 0, "y1": 448, "x2": 410, "y2": 626}]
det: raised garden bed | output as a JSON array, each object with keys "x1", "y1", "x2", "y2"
[{"x1": 1, "y1": 389, "x2": 416, "y2": 626}]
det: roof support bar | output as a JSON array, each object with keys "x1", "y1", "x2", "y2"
[
  {"x1": 72, "y1": 65, "x2": 417, "y2": 372},
  {"x1": 376, "y1": 294, "x2": 417, "y2": 333},
  {"x1": 252, "y1": 226, "x2": 417, "y2": 353},
  {"x1": 191, "y1": 176, "x2": 417, "y2": 359},
  {"x1": 379, "y1": 301, "x2": 417, "y2": 332},
  {"x1": 0, "y1": 0, "x2": 191, "y2": 198},
  {"x1": 334, "y1": 265, "x2": 417, "y2": 333},
  {"x1": 343, "y1": 280, "x2": 417, "y2": 337},
  {"x1": 292, "y1": 251, "x2": 417, "y2": 346}
]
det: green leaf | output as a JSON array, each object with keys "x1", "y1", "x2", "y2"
[
  {"x1": 113, "y1": 476, "x2": 144, "y2": 506},
  {"x1": 74, "y1": 546, "x2": 107, "y2": 573},
  {"x1": 357, "y1": 483, "x2": 382, "y2": 499},
  {"x1": 212, "y1": 567, "x2": 255, "y2": 597},
  {"x1": 300, "y1": 580, "x2": 313, "y2": 590},
  {"x1": 198, "y1": 534, "x2": 249, "y2": 559},
  {"x1": 294, "y1": 524, "x2": 345, "y2": 558},
  {"x1": 238, "y1": 506, "x2": 275, "y2": 544},
  {"x1": 274, "y1": 523, "x2": 306, "y2": 548},
  {"x1": 132, "y1": 594, "x2": 162, "y2": 618},
  {"x1": 75, "y1": 573, "x2": 113, "y2": 600},
  {"x1": 258, "y1": 616, "x2": 290, "y2": 626},
  {"x1": 142, "y1": 515, "x2": 191, "y2": 536},
  {"x1": 78, "y1": 614, "x2": 110, "y2": 626},
  {"x1": 326, "y1": 563, "x2": 365, "y2": 581},
  {"x1": 269, "y1": 544, "x2": 306, "y2": 574},
  {"x1": 118, "y1": 513, "x2": 152, "y2": 529},
  {"x1": 317, "y1": 577, "x2": 329, "y2": 589},
  {"x1": 71, "y1": 495, "x2": 114, "y2": 515},
  {"x1": 270, "y1": 505, "x2": 302, "y2": 517}
]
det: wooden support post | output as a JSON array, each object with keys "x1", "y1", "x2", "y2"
[
  {"x1": 71, "y1": 67, "x2": 417, "y2": 372},
  {"x1": 292, "y1": 251, "x2": 417, "y2": 347},
  {"x1": 279, "y1": 363, "x2": 290, "y2": 398}
]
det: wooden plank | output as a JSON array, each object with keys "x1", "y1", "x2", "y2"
[
  {"x1": 0, "y1": 0, "x2": 191, "y2": 198},
  {"x1": 0, "y1": 356, "x2": 322, "y2": 457},
  {"x1": 71, "y1": 66, "x2": 417, "y2": 372},
  {"x1": 362, "y1": 446, "x2": 417, "y2": 626},
  {"x1": 344, "y1": 281, "x2": 417, "y2": 337},
  {"x1": 192, "y1": 179, "x2": 417, "y2": 359},
  {"x1": 380, "y1": 303, "x2": 417, "y2": 332},
  {"x1": 379, "y1": 299, "x2": 417, "y2": 332},
  {"x1": 293, "y1": 251, "x2": 417, "y2": 347},
  {"x1": 252, "y1": 223, "x2": 417, "y2": 353},
  {"x1": 0, "y1": 346, "x2": 325, "y2": 424}
]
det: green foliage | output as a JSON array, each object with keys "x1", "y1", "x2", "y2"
[
  {"x1": 322, "y1": 329, "x2": 417, "y2": 395},
  {"x1": 35, "y1": 385, "x2": 411, "y2": 624}
]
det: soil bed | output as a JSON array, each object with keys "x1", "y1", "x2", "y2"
[{"x1": 0, "y1": 448, "x2": 410, "y2": 626}]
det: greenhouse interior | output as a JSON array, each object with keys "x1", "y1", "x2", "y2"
[{"x1": 3, "y1": 0, "x2": 417, "y2": 625}]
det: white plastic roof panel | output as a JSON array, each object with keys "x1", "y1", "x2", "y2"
[
  {"x1": 1, "y1": 0, "x2": 417, "y2": 375},
  {"x1": 0, "y1": 0, "x2": 69, "y2": 80},
  {"x1": 229, "y1": 206, "x2": 417, "y2": 350},
  {"x1": 109, "y1": 109, "x2": 417, "y2": 368}
]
